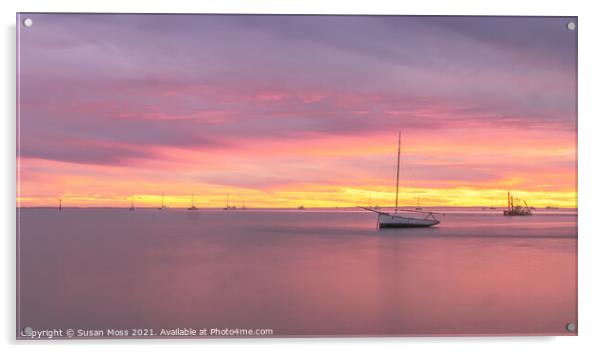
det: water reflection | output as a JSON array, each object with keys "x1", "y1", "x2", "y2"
[{"x1": 17, "y1": 208, "x2": 577, "y2": 336}]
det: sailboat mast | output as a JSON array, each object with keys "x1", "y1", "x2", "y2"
[
  {"x1": 395, "y1": 131, "x2": 401, "y2": 211},
  {"x1": 161, "y1": 192, "x2": 164, "y2": 208}
]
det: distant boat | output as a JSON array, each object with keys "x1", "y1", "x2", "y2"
[
  {"x1": 367, "y1": 197, "x2": 381, "y2": 210},
  {"x1": 158, "y1": 192, "x2": 166, "y2": 210},
  {"x1": 503, "y1": 192, "x2": 532, "y2": 216},
  {"x1": 298, "y1": 205, "x2": 305, "y2": 210},
  {"x1": 187, "y1": 193, "x2": 198, "y2": 211},
  {"x1": 362, "y1": 131, "x2": 440, "y2": 228},
  {"x1": 545, "y1": 206, "x2": 559, "y2": 210},
  {"x1": 415, "y1": 196, "x2": 423, "y2": 210},
  {"x1": 129, "y1": 194, "x2": 135, "y2": 211},
  {"x1": 224, "y1": 193, "x2": 236, "y2": 210},
  {"x1": 58, "y1": 198, "x2": 62, "y2": 211}
]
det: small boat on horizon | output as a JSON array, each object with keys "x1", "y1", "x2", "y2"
[
  {"x1": 188, "y1": 193, "x2": 198, "y2": 211},
  {"x1": 224, "y1": 193, "x2": 236, "y2": 210},
  {"x1": 503, "y1": 192, "x2": 532, "y2": 216},
  {"x1": 415, "y1": 196, "x2": 423, "y2": 210},
  {"x1": 363, "y1": 131, "x2": 440, "y2": 228},
  {"x1": 158, "y1": 192, "x2": 166, "y2": 210},
  {"x1": 129, "y1": 194, "x2": 135, "y2": 211}
]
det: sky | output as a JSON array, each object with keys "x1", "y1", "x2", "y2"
[{"x1": 17, "y1": 14, "x2": 577, "y2": 208}]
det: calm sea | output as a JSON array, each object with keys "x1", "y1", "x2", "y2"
[{"x1": 17, "y1": 207, "x2": 577, "y2": 337}]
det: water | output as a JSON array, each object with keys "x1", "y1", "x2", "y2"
[{"x1": 17, "y1": 208, "x2": 577, "y2": 337}]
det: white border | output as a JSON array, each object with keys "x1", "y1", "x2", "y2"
[{"x1": 2, "y1": 1, "x2": 601, "y2": 352}]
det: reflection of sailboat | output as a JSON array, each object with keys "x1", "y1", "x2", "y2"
[
  {"x1": 187, "y1": 193, "x2": 198, "y2": 211},
  {"x1": 129, "y1": 194, "x2": 135, "y2": 211},
  {"x1": 362, "y1": 131, "x2": 440, "y2": 228},
  {"x1": 158, "y1": 192, "x2": 166, "y2": 210}
]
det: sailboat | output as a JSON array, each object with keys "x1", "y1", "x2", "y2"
[
  {"x1": 415, "y1": 196, "x2": 423, "y2": 210},
  {"x1": 158, "y1": 192, "x2": 166, "y2": 210},
  {"x1": 362, "y1": 131, "x2": 440, "y2": 228},
  {"x1": 188, "y1": 193, "x2": 198, "y2": 211},
  {"x1": 129, "y1": 194, "x2": 135, "y2": 211},
  {"x1": 224, "y1": 193, "x2": 236, "y2": 210},
  {"x1": 503, "y1": 192, "x2": 532, "y2": 216}
]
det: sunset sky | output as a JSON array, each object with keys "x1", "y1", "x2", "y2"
[{"x1": 17, "y1": 14, "x2": 577, "y2": 208}]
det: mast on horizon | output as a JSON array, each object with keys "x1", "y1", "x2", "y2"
[
  {"x1": 58, "y1": 198, "x2": 62, "y2": 211},
  {"x1": 395, "y1": 130, "x2": 401, "y2": 212},
  {"x1": 224, "y1": 193, "x2": 236, "y2": 210},
  {"x1": 188, "y1": 193, "x2": 198, "y2": 210},
  {"x1": 129, "y1": 194, "x2": 135, "y2": 211},
  {"x1": 158, "y1": 192, "x2": 165, "y2": 210}
]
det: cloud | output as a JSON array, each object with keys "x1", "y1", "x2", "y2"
[{"x1": 16, "y1": 14, "x2": 577, "y2": 205}]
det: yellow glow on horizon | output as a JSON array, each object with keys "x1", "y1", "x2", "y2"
[
  {"x1": 16, "y1": 126, "x2": 577, "y2": 209},
  {"x1": 17, "y1": 186, "x2": 577, "y2": 209}
]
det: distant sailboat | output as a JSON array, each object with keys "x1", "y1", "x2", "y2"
[
  {"x1": 58, "y1": 198, "x2": 62, "y2": 211},
  {"x1": 129, "y1": 194, "x2": 135, "y2": 211},
  {"x1": 503, "y1": 192, "x2": 532, "y2": 216},
  {"x1": 415, "y1": 196, "x2": 423, "y2": 210},
  {"x1": 158, "y1": 192, "x2": 166, "y2": 210},
  {"x1": 362, "y1": 131, "x2": 440, "y2": 228},
  {"x1": 188, "y1": 193, "x2": 198, "y2": 211},
  {"x1": 224, "y1": 193, "x2": 236, "y2": 210}
]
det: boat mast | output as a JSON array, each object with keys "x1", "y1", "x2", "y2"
[
  {"x1": 395, "y1": 131, "x2": 401, "y2": 212},
  {"x1": 191, "y1": 193, "x2": 195, "y2": 208},
  {"x1": 161, "y1": 192, "x2": 164, "y2": 208}
]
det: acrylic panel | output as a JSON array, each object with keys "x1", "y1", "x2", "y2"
[{"x1": 16, "y1": 13, "x2": 578, "y2": 339}]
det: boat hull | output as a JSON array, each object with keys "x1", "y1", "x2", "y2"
[{"x1": 378, "y1": 214, "x2": 440, "y2": 228}]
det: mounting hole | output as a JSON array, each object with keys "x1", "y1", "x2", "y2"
[
  {"x1": 567, "y1": 22, "x2": 576, "y2": 31},
  {"x1": 22, "y1": 326, "x2": 33, "y2": 336},
  {"x1": 23, "y1": 18, "x2": 33, "y2": 28},
  {"x1": 566, "y1": 322, "x2": 576, "y2": 332}
]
